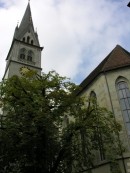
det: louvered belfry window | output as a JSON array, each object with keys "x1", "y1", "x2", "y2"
[
  {"x1": 27, "y1": 50, "x2": 33, "y2": 61},
  {"x1": 19, "y1": 48, "x2": 26, "y2": 60}
]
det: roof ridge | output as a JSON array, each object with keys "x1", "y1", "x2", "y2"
[
  {"x1": 119, "y1": 45, "x2": 130, "y2": 57},
  {"x1": 76, "y1": 44, "x2": 130, "y2": 95},
  {"x1": 101, "y1": 45, "x2": 120, "y2": 72},
  {"x1": 102, "y1": 44, "x2": 130, "y2": 71}
]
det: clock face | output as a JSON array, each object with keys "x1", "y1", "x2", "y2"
[{"x1": 20, "y1": 66, "x2": 30, "y2": 75}]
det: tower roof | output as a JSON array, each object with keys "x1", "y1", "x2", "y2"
[
  {"x1": 19, "y1": 2, "x2": 34, "y2": 32},
  {"x1": 13, "y1": 2, "x2": 40, "y2": 46},
  {"x1": 77, "y1": 45, "x2": 130, "y2": 95}
]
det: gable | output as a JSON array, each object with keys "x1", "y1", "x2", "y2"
[{"x1": 76, "y1": 45, "x2": 130, "y2": 95}]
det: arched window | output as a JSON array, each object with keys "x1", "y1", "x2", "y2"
[
  {"x1": 27, "y1": 36, "x2": 30, "y2": 43},
  {"x1": 22, "y1": 37, "x2": 25, "y2": 42},
  {"x1": 90, "y1": 91, "x2": 97, "y2": 107},
  {"x1": 31, "y1": 40, "x2": 33, "y2": 45},
  {"x1": 27, "y1": 50, "x2": 34, "y2": 62},
  {"x1": 19, "y1": 48, "x2": 26, "y2": 60},
  {"x1": 90, "y1": 91, "x2": 96, "y2": 98},
  {"x1": 117, "y1": 80, "x2": 130, "y2": 135},
  {"x1": 90, "y1": 91, "x2": 105, "y2": 160}
]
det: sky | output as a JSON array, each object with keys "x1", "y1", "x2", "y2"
[{"x1": 0, "y1": 0, "x2": 130, "y2": 84}]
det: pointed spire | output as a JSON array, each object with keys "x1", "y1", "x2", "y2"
[
  {"x1": 13, "y1": 2, "x2": 35, "y2": 40},
  {"x1": 19, "y1": 2, "x2": 34, "y2": 31},
  {"x1": 12, "y1": 2, "x2": 40, "y2": 46}
]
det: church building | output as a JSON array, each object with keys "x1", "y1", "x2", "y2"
[
  {"x1": 77, "y1": 45, "x2": 130, "y2": 173},
  {"x1": 2, "y1": 2, "x2": 130, "y2": 173}
]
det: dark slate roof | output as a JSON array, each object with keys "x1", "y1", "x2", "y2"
[
  {"x1": 19, "y1": 2, "x2": 34, "y2": 31},
  {"x1": 13, "y1": 2, "x2": 40, "y2": 46},
  {"x1": 14, "y1": 3, "x2": 34, "y2": 39},
  {"x1": 76, "y1": 45, "x2": 130, "y2": 95}
]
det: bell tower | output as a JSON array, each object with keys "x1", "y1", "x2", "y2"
[{"x1": 3, "y1": 2, "x2": 43, "y2": 79}]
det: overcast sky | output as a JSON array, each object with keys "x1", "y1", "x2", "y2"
[{"x1": 0, "y1": 0, "x2": 130, "y2": 84}]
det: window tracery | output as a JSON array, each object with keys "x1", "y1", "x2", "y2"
[
  {"x1": 116, "y1": 78, "x2": 130, "y2": 135},
  {"x1": 90, "y1": 91, "x2": 105, "y2": 161},
  {"x1": 19, "y1": 48, "x2": 26, "y2": 60},
  {"x1": 27, "y1": 50, "x2": 34, "y2": 62}
]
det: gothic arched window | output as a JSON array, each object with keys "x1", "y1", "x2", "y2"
[
  {"x1": 90, "y1": 91, "x2": 105, "y2": 160},
  {"x1": 27, "y1": 36, "x2": 30, "y2": 43},
  {"x1": 19, "y1": 48, "x2": 26, "y2": 60},
  {"x1": 90, "y1": 91, "x2": 97, "y2": 106},
  {"x1": 90, "y1": 91, "x2": 96, "y2": 98},
  {"x1": 31, "y1": 40, "x2": 33, "y2": 45},
  {"x1": 117, "y1": 80, "x2": 130, "y2": 135},
  {"x1": 27, "y1": 50, "x2": 34, "y2": 62},
  {"x1": 22, "y1": 37, "x2": 25, "y2": 42}
]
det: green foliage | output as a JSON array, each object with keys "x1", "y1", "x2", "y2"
[{"x1": 0, "y1": 70, "x2": 123, "y2": 173}]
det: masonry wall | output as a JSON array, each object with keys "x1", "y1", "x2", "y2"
[{"x1": 79, "y1": 67, "x2": 130, "y2": 173}]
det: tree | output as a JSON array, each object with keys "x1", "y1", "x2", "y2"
[{"x1": 0, "y1": 70, "x2": 123, "y2": 173}]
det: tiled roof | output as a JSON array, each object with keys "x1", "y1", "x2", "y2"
[{"x1": 76, "y1": 45, "x2": 130, "y2": 95}]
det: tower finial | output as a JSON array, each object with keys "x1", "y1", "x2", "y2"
[{"x1": 28, "y1": 0, "x2": 30, "y2": 3}]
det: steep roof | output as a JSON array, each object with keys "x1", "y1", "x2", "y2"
[
  {"x1": 13, "y1": 2, "x2": 40, "y2": 46},
  {"x1": 19, "y1": 2, "x2": 34, "y2": 30},
  {"x1": 14, "y1": 3, "x2": 34, "y2": 39},
  {"x1": 77, "y1": 45, "x2": 130, "y2": 95}
]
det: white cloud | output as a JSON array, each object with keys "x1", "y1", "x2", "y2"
[{"x1": 0, "y1": 0, "x2": 130, "y2": 83}]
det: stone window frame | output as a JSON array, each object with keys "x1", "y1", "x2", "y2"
[
  {"x1": 19, "y1": 48, "x2": 26, "y2": 60},
  {"x1": 89, "y1": 91, "x2": 105, "y2": 161},
  {"x1": 116, "y1": 76, "x2": 130, "y2": 136},
  {"x1": 18, "y1": 48, "x2": 35, "y2": 65},
  {"x1": 27, "y1": 50, "x2": 34, "y2": 62},
  {"x1": 27, "y1": 36, "x2": 30, "y2": 43}
]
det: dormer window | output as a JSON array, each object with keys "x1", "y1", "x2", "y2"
[{"x1": 27, "y1": 36, "x2": 30, "y2": 43}]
